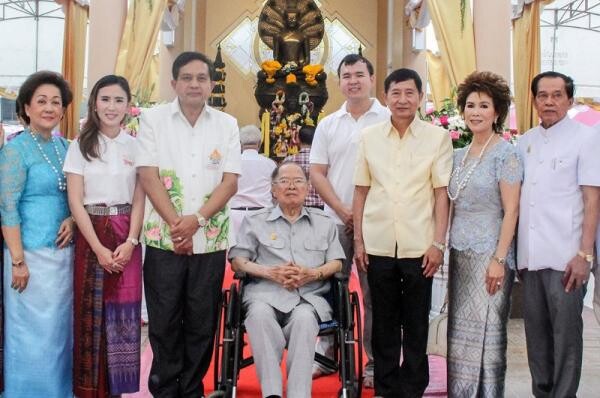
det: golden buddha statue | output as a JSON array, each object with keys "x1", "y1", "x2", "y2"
[{"x1": 258, "y1": 0, "x2": 324, "y2": 67}]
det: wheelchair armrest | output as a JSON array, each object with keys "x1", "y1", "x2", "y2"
[
  {"x1": 333, "y1": 272, "x2": 349, "y2": 282},
  {"x1": 233, "y1": 271, "x2": 248, "y2": 280}
]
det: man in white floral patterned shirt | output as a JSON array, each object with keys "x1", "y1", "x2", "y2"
[{"x1": 135, "y1": 51, "x2": 241, "y2": 398}]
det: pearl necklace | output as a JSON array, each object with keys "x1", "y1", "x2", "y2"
[
  {"x1": 30, "y1": 130, "x2": 67, "y2": 191},
  {"x1": 447, "y1": 133, "x2": 495, "y2": 201}
]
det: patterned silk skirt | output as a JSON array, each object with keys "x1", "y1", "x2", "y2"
[
  {"x1": 3, "y1": 246, "x2": 74, "y2": 398},
  {"x1": 73, "y1": 213, "x2": 142, "y2": 397},
  {"x1": 447, "y1": 249, "x2": 514, "y2": 398}
]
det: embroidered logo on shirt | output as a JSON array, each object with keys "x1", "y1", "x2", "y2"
[
  {"x1": 123, "y1": 157, "x2": 134, "y2": 166},
  {"x1": 207, "y1": 149, "x2": 223, "y2": 169},
  {"x1": 270, "y1": 232, "x2": 277, "y2": 240},
  {"x1": 209, "y1": 149, "x2": 222, "y2": 164}
]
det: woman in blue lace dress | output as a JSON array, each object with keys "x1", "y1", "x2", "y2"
[
  {"x1": 0, "y1": 71, "x2": 74, "y2": 397},
  {"x1": 446, "y1": 71, "x2": 523, "y2": 397}
]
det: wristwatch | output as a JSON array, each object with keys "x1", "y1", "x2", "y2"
[
  {"x1": 577, "y1": 250, "x2": 595, "y2": 266},
  {"x1": 127, "y1": 237, "x2": 139, "y2": 246},
  {"x1": 432, "y1": 241, "x2": 446, "y2": 252},
  {"x1": 196, "y1": 212, "x2": 208, "y2": 228},
  {"x1": 492, "y1": 255, "x2": 506, "y2": 266}
]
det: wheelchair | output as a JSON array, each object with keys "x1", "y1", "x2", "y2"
[{"x1": 211, "y1": 272, "x2": 363, "y2": 398}]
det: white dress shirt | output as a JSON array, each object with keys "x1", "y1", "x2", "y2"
[
  {"x1": 135, "y1": 99, "x2": 241, "y2": 254},
  {"x1": 309, "y1": 99, "x2": 390, "y2": 224},
  {"x1": 517, "y1": 116, "x2": 600, "y2": 271},
  {"x1": 230, "y1": 149, "x2": 276, "y2": 208},
  {"x1": 63, "y1": 131, "x2": 136, "y2": 205}
]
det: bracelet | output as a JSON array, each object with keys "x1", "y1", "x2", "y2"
[
  {"x1": 316, "y1": 269, "x2": 324, "y2": 281},
  {"x1": 12, "y1": 258, "x2": 25, "y2": 267},
  {"x1": 432, "y1": 241, "x2": 446, "y2": 252}
]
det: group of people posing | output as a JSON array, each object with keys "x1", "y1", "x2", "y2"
[{"x1": 0, "y1": 50, "x2": 598, "y2": 398}]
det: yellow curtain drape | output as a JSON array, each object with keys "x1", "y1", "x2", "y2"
[
  {"x1": 512, "y1": 0, "x2": 554, "y2": 133},
  {"x1": 426, "y1": 51, "x2": 452, "y2": 110},
  {"x1": 427, "y1": 0, "x2": 477, "y2": 88},
  {"x1": 60, "y1": 0, "x2": 88, "y2": 139},
  {"x1": 115, "y1": 0, "x2": 167, "y2": 103}
]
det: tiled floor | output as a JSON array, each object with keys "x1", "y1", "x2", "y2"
[
  {"x1": 138, "y1": 308, "x2": 600, "y2": 397},
  {"x1": 505, "y1": 308, "x2": 600, "y2": 397}
]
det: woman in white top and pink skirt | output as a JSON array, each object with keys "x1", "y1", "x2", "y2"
[{"x1": 64, "y1": 75, "x2": 145, "y2": 397}]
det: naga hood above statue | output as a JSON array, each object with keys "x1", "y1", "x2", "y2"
[{"x1": 258, "y1": 0, "x2": 325, "y2": 67}]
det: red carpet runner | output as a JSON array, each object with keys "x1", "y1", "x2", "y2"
[{"x1": 124, "y1": 266, "x2": 447, "y2": 397}]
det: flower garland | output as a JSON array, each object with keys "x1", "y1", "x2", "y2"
[{"x1": 421, "y1": 96, "x2": 518, "y2": 148}]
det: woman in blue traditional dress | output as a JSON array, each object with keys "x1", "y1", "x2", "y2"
[
  {"x1": 446, "y1": 71, "x2": 523, "y2": 397},
  {"x1": 0, "y1": 122, "x2": 5, "y2": 394},
  {"x1": 65, "y1": 75, "x2": 144, "y2": 398},
  {"x1": 0, "y1": 71, "x2": 74, "y2": 397}
]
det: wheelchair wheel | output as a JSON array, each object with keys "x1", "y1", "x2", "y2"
[
  {"x1": 213, "y1": 284, "x2": 239, "y2": 397},
  {"x1": 350, "y1": 291, "x2": 363, "y2": 398},
  {"x1": 338, "y1": 283, "x2": 363, "y2": 398},
  {"x1": 340, "y1": 291, "x2": 363, "y2": 398}
]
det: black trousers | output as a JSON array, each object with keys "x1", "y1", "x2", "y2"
[
  {"x1": 367, "y1": 255, "x2": 432, "y2": 398},
  {"x1": 144, "y1": 246, "x2": 226, "y2": 398}
]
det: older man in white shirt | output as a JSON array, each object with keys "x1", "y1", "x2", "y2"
[
  {"x1": 517, "y1": 71, "x2": 600, "y2": 398},
  {"x1": 230, "y1": 125, "x2": 276, "y2": 237}
]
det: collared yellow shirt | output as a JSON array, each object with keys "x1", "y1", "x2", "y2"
[{"x1": 353, "y1": 117, "x2": 453, "y2": 258}]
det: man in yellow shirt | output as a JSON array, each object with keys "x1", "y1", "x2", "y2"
[{"x1": 352, "y1": 68, "x2": 453, "y2": 397}]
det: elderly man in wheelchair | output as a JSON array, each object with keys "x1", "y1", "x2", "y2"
[{"x1": 228, "y1": 161, "x2": 345, "y2": 398}]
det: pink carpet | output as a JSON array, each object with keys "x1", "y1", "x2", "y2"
[{"x1": 124, "y1": 267, "x2": 448, "y2": 397}]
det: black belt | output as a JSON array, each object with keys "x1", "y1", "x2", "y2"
[{"x1": 231, "y1": 206, "x2": 264, "y2": 211}]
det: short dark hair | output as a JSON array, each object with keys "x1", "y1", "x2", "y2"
[
  {"x1": 384, "y1": 68, "x2": 422, "y2": 93},
  {"x1": 16, "y1": 71, "x2": 73, "y2": 125},
  {"x1": 271, "y1": 161, "x2": 308, "y2": 182},
  {"x1": 456, "y1": 71, "x2": 511, "y2": 133},
  {"x1": 298, "y1": 125, "x2": 315, "y2": 145},
  {"x1": 337, "y1": 54, "x2": 374, "y2": 77},
  {"x1": 531, "y1": 71, "x2": 575, "y2": 99},
  {"x1": 172, "y1": 51, "x2": 215, "y2": 80}
]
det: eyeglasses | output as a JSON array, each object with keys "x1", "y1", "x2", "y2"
[{"x1": 274, "y1": 178, "x2": 308, "y2": 186}]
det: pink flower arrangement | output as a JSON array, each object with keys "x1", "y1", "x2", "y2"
[
  {"x1": 421, "y1": 97, "x2": 470, "y2": 148},
  {"x1": 163, "y1": 176, "x2": 173, "y2": 190},
  {"x1": 129, "y1": 106, "x2": 141, "y2": 117},
  {"x1": 439, "y1": 115, "x2": 449, "y2": 127}
]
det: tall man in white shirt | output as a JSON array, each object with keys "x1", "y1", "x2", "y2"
[
  {"x1": 309, "y1": 54, "x2": 389, "y2": 385},
  {"x1": 136, "y1": 52, "x2": 241, "y2": 398},
  {"x1": 518, "y1": 71, "x2": 600, "y2": 398},
  {"x1": 230, "y1": 124, "x2": 276, "y2": 237}
]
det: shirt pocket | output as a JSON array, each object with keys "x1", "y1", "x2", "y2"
[
  {"x1": 552, "y1": 156, "x2": 577, "y2": 190},
  {"x1": 303, "y1": 238, "x2": 328, "y2": 266}
]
